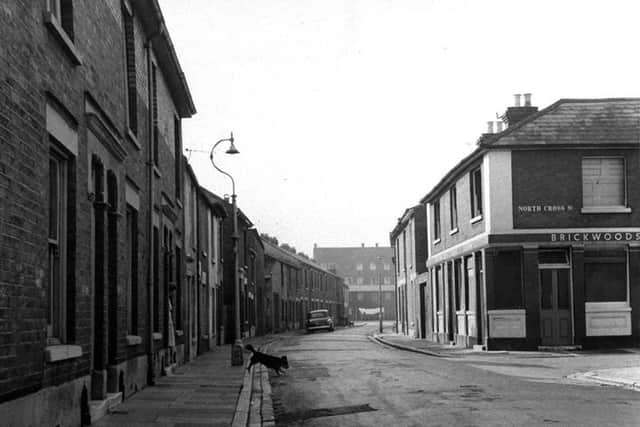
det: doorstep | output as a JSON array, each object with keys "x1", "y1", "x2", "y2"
[
  {"x1": 538, "y1": 345, "x2": 582, "y2": 352},
  {"x1": 90, "y1": 392, "x2": 122, "y2": 424}
]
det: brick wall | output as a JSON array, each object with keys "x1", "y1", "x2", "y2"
[
  {"x1": 429, "y1": 159, "x2": 486, "y2": 256},
  {"x1": 512, "y1": 149, "x2": 640, "y2": 228}
]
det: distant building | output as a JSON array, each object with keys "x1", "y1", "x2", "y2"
[{"x1": 313, "y1": 244, "x2": 395, "y2": 321}]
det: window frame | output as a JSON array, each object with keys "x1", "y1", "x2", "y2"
[
  {"x1": 449, "y1": 185, "x2": 458, "y2": 233},
  {"x1": 433, "y1": 200, "x2": 441, "y2": 243},
  {"x1": 581, "y1": 156, "x2": 630, "y2": 214},
  {"x1": 48, "y1": 144, "x2": 69, "y2": 344},
  {"x1": 126, "y1": 204, "x2": 139, "y2": 335},
  {"x1": 470, "y1": 166, "x2": 483, "y2": 221},
  {"x1": 123, "y1": 5, "x2": 138, "y2": 137},
  {"x1": 44, "y1": 0, "x2": 81, "y2": 64}
]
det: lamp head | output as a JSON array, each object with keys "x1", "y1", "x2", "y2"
[{"x1": 226, "y1": 132, "x2": 239, "y2": 154}]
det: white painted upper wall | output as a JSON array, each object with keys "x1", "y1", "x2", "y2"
[{"x1": 485, "y1": 149, "x2": 513, "y2": 234}]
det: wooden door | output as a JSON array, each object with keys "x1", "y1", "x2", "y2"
[{"x1": 540, "y1": 269, "x2": 572, "y2": 346}]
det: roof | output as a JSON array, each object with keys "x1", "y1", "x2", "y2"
[
  {"x1": 131, "y1": 0, "x2": 196, "y2": 117},
  {"x1": 421, "y1": 98, "x2": 640, "y2": 204},
  {"x1": 390, "y1": 205, "x2": 421, "y2": 239},
  {"x1": 199, "y1": 186, "x2": 227, "y2": 218},
  {"x1": 262, "y1": 239, "x2": 302, "y2": 269},
  {"x1": 483, "y1": 98, "x2": 640, "y2": 148}
]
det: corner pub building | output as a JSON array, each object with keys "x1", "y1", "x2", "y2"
[{"x1": 422, "y1": 96, "x2": 640, "y2": 350}]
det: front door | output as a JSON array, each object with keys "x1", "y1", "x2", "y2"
[{"x1": 540, "y1": 269, "x2": 572, "y2": 346}]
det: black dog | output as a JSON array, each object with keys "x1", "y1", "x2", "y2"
[{"x1": 245, "y1": 344, "x2": 289, "y2": 375}]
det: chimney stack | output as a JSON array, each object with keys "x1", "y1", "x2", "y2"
[
  {"x1": 361, "y1": 243, "x2": 364, "y2": 248},
  {"x1": 375, "y1": 243, "x2": 379, "y2": 247},
  {"x1": 503, "y1": 93, "x2": 538, "y2": 127},
  {"x1": 486, "y1": 121, "x2": 494, "y2": 134},
  {"x1": 495, "y1": 121, "x2": 504, "y2": 132}
]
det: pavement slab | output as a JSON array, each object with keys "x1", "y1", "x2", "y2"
[{"x1": 93, "y1": 345, "x2": 246, "y2": 426}]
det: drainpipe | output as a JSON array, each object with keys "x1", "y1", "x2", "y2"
[{"x1": 145, "y1": 24, "x2": 163, "y2": 386}]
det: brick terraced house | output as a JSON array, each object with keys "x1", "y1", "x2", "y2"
[
  {"x1": 0, "y1": 0, "x2": 195, "y2": 424},
  {"x1": 422, "y1": 96, "x2": 640, "y2": 350},
  {"x1": 390, "y1": 205, "x2": 429, "y2": 338}
]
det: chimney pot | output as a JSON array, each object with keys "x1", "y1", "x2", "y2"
[
  {"x1": 524, "y1": 93, "x2": 532, "y2": 107},
  {"x1": 361, "y1": 243, "x2": 364, "y2": 247},
  {"x1": 487, "y1": 121, "x2": 494, "y2": 133},
  {"x1": 496, "y1": 121, "x2": 504, "y2": 132},
  {"x1": 375, "y1": 243, "x2": 379, "y2": 247},
  {"x1": 514, "y1": 94, "x2": 521, "y2": 107}
]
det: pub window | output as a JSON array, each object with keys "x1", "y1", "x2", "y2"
[
  {"x1": 449, "y1": 185, "x2": 458, "y2": 231},
  {"x1": 470, "y1": 167, "x2": 483, "y2": 219},
  {"x1": 494, "y1": 250, "x2": 523, "y2": 309},
  {"x1": 48, "y1": 144, "x2": 73, "y2": 343},
  {"x1": 582, "y1": 157, "x2": 626, "y2": 209},
  {"x1": 433, "y1": 200, "x2": 441, "y2": 241},
  {"x1": 584, "y1": 249, "x2": 627, "y2": 302}
]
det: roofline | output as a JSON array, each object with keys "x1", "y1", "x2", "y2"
[
  {"x1": 132, "y1": 0, "x2": 196, "y2": 117},
  {"x1": 419, "y1": 146, "x2": 484, "y2": 204},
  {"x1": 390, "y1": 205, "x2": 421, "y2": 238},
  {"x1": 420, "y1": 97, "x2": 640, "y2": 204},
  {"x1": 481, "y1": 97, "x2": 640, "y2": 148},
  {"x1": 264, "y1": 240, "x2": 342, "y2": 278}
]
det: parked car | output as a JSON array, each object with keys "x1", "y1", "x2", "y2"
[{"x1": 306, "y1": 309, "x2": 334, "y2": 333}]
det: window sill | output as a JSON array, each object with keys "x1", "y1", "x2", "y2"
[
  {"x1": 153, "y1": 166, "x2": 162, "y2": 178},
  {"x1": 433, "y1": 238, "x2": 441, "y2": 245},
  {"x1": 581, "y1": 206, "x2": 631, "y2": 214},
  {"x1": 45, "y1": 344, "x2": 82, "y2": 363},
  {"x1": 126, "y1": 128, "x2": 141, "y2": 151},
  {"x1": 470, "y1": 215, "x2": 483, "y2": 224},
  {"x1": 449, "y1": 228, "x2": 459, "y2": 236},
  {"x1": 43, "y1": 12, "x2": 82, "y2": 65},
  {"x1": 153, "y1": 332, "x2": 163, "y2": 341},
  {"x1": 126, "y1": 335, "x2": 142, "y2": 346}
]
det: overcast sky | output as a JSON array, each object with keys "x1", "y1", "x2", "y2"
[{"x1": 158, "y1": 0, "x2": 640, "y2": 256}]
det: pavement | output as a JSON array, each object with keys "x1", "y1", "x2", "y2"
[
  {"x1": 372, "y1": 332, "x2": 640, "y2": 392},
  {"x1": 93, "y1": 336, "x2": 277, "y2": 427}
]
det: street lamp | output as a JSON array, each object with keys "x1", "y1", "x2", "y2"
[
  {"x1": 210, "y1": 132, "x2": 243, "y2": 365},
  {"x1": 377, "y1": 255, "x2": 383, "y2": 334}
]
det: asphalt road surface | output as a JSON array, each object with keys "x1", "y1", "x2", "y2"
[{"x1": 267, "y1": 323, "x2": 640, "y2": 426}]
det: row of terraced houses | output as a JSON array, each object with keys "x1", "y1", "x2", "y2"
[
  {"x1": 0, "y1": 1, "x2": 345, "y2": 425},
  {"x1": 392, "y1": 94, "x2": 640, "y2": 351}
]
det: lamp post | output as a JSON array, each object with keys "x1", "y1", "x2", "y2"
[
  {"x1": 210, "y1": 132, "x2": 243, "y2": 365},
  {"x1": 377, "y1": 255, "x2": 383, "y2": 334}
]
